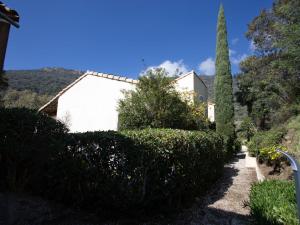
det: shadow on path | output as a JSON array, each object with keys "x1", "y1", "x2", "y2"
[{"x1": 153, "y1": 150, "x2": 257, "y2": 225}]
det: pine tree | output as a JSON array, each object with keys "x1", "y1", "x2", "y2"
[{"x1": 214, "y1": 5, "x2": 235, "y2": 141}]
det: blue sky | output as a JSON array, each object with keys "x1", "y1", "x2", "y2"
[{"x1": 4, "y1": 0, "x2": 273, "y2": 78}]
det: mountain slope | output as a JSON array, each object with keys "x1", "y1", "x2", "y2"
[{"x1": 5, "y1": 68, "x2": 83, "y2": 96}]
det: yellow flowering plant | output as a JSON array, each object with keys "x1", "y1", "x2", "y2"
[{"x1": 260, "y1": 145, "x2": 287, "y2": 162}]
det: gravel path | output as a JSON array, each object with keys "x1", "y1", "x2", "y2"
[{"x1": 164, "y1": 147, "x2": 258, "y2": 225}]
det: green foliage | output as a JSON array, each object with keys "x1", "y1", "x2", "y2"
[
  {"x1": 2, "y1": 89, "x2": 52, "y2": 109},
  {"x1": 0, "y1": 68, "x2": 82, "y2": 109},
  {"x1": 118, "y1": 69, "x2": 205, "y2": 130},
  {"x1": 0, "y1": 108, "x2": 225, "y2": 216},
  {"x1": 271, "y1": 104, "x2": 300, "y2": 126},
  {"x1": 250, "y1": 180, "x2": 299, "y2": 225},
  {"x1": 236, "y1": 56, "x2": 291, "y2": 129},
  {"x1": 259, "y1": 145, "x2": 286, "y2": 163},
  {"x1": 214, "y1": 5, "x2": 235, "y2": 153},
  {"x1": 0, "y1": 108, "x2": 68, "y2": 192},
  {"x1": 0, "y1": 71, "x2": 8, "y2": 106},
  {"x1": 248, "y1": 126, "x2": 287, "y2": 157},
  {"x1": 239, "y1": 116, "x2": 256, "y2": 141},
  {"x1": 123, "y1": 129, "x2": 225, "y2": 205},
  {"x1": 0, "y1": 71, "x2": 8, "y2": 90},
  {"x1": 58, "y1": 129, "x2": 224, "y2": 214},
  {"x1": 5, "y1": 68, "x2": 82, "y2": 95},
  {"x1": 237, "y1": 0, "x2": 300, "y2": 129},
  {"x1": 285, "y1": 114, "x2": 300, "y2": 161}
]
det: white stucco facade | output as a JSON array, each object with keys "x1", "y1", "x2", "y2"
[
  {"x1": 175, "y1": 71, "x2": 208, "y2": 103},
  {"x1": 56, "y1": 74, "x2": 135, "y2": 132},
  {"x1": 40, "y1": 70, "x2": 214, "y2": 132},
  {"x1": 208, "y1": 102, "x2": 215, "y2": 122}
]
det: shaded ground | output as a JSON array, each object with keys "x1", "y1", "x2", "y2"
[
  {"x1": 257, "y1": 161, "x2": 293, "y2": 180},
  {"x1": 0, "y1": 193, "x2": 99, "y2": 225},
  {"x1": 0, "y1": 149, "x2": 258, "y2": 225},
  {"x1": 157, "y1": 149, "x2": 257, "y2": 225}
]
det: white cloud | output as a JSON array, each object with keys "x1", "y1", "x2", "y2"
[
  {"x1": 198, "y1": 57, "x2": 215, "y2": 76},
  {"x1": 229, "y1": 49, "x2": 236, "y2": 57},
  {"x1": 141, "y1": 60, "x2": 188, "y2": 76},
  {"x1": 231, "y1": 53, "x2": 248, "y2": 65},
  {"x1": 231, "y1": 38, "x2": 239, "y2": 45}
]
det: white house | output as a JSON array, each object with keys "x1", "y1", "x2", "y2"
[
  {"x1": 39, "y1": 70, "x2": 214, "y2": 132},
  {"x1": 175, "y1": 70, "x2": 208, "y2": 103},
  {"x1": 208, "y1": 102, "x2": 215, "y2": 123}
]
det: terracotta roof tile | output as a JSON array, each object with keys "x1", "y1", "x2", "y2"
[{"x1": 0, "y1": 1, "x2": 19, "y2": 26}]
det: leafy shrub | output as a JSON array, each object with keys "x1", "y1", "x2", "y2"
[
  {"x1": 55, "y1": 129, "x2": 224, "y2": 216},
  {"x1": 233, "y1": 138, "x2": 242, "y2": 154},
  {"x1": 248, "y1": 126, "x2": 287, "y2": 157},
  {"x1": 0, "y1": 107, "x2": 68, "y2": 192},
  {"x1": 118, "y1": 69, "x2": 206, "y2": 131},
  {"x1": 286, "y1": 115, "x2": 300, "y2": 161},
  {"x1": 239, "y1": 116, "x2": 256, "y2": 141},
  {"x1": 123, "y1": 129, "x2": 225, "y2": 208},
  {"x1": 250, "y1": 180, "x2": 299, "y2": 225},
  {"x1": 270, "y1": 104, "x2": 300, "y2": 127},
  {"x1": 51, "y1": 131, "x2": 142, "y2": 215},
  {"x1": 259, "y1": 145, "x2": 286, "y2": 163}
]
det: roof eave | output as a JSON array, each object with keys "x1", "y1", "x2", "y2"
[{"x1": 0, "y1": 11, "x2": 19, "y2": 28}]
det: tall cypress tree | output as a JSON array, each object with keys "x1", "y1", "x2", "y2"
[{"x1": 214, "y1": 5, "x2": 235, "y2": 141}]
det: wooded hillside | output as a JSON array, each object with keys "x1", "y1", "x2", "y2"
[{"x1": 5, "y1": 68, "x2": 83, "y2": 95}]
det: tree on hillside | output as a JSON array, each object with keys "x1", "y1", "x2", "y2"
[
  {"x1": 236, "y1": 0, "x2": 300, "y2": 129},
  {"x1": 214, "y1": 5, "x2": 235, "y2": 141},
  {"x1": 2, "y1": 89, "x2": 52, "y2": 109},
  {"x1": 236, "y1": 56, "x2": 286, "y2": 129},
  {"x1": 0, "y1": 71, "x2": 8, "y2": 90},
  {"x1": 118, "y1": 69, "x2": 204, "y2": 130},
  {"x1": 0, "y1": 71, "x2": 8, "y2": 106},
  {"x1": 240, "y1": 116, "x2": 256, "y2": 141}
]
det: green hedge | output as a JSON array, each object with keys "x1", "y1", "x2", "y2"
[
  {"x1": 123, "y1": 129, "x2": 225, "y2": 207},
  {"x1": 0, "y1": 108, "x2": 225, "y2": 216},
  {"x1": 0, "y1": 107, "x2": 67, "y2": 193},
  {"x1": 50, "y1": 131, "x2": 142, "y2": 215},
  {"x1": 250, "y1": 180, "x2": 299, "y2": 225},
  {"x1": 55, "y1": 129, "x2": 224, "y2": 215}
]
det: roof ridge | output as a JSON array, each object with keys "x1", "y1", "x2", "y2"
[
  {"x1": 174, "y1": 71, "x2": 208, "y2": 89},
  {"x1": 175, "y1": 70, "x2": 195, "y2": 81},
  {"x1": 86, "y1": 70, "x2": 138, "y2": 84}
]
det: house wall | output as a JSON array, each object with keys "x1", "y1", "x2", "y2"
[
  {"x1": 175, "y1": 73, "x2": 195, "y2": 102},
  {"x1": 57, "y1": 75, "x2": 135, "y2": 132},
  {"x1": 194, "y1": 76, "x2": 208, "y2": 103},
  {"x1": 175, "y1": 72, "x2": 208, "y2": 104},
  {"x1": 208, "y1": 103, "x2": 215, "y2": 122}
]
